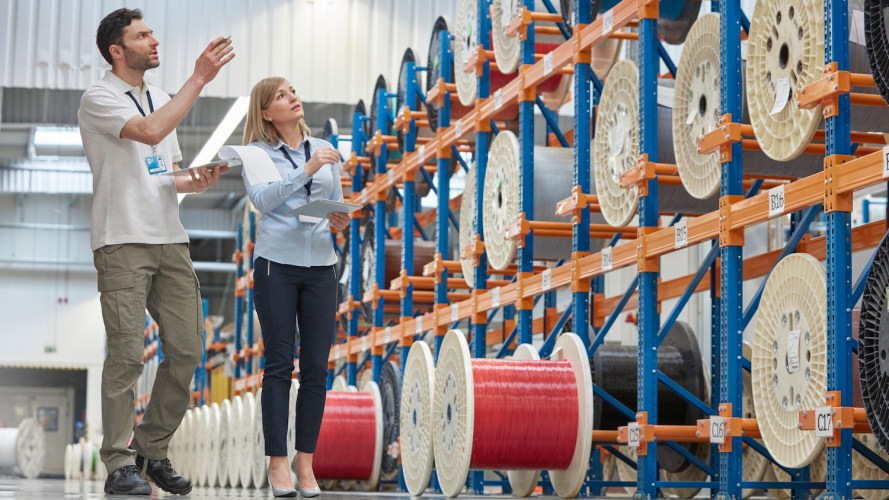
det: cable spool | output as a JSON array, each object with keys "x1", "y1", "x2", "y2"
[
  {"x1": 433, "y1": 331, "x2": 593, "y2": 498},
  {"x1": 190, "y1": 405, "x2": 205, "y2": 485},
  {"x1": 378, "y1": 360, "x2": 402, "y2": 481},
  {"x1": 400, "y1": 341, "x2": 436, "y2": 496},
  {"x1": 483, "y1": 130, "x2": 605, "y2": 270},
  {"x1": 369, "y1": 75, "x2": 404, "y2": 174},
  {"x1": 80, "y1": 439, "x2": 94, "y2": 481},
  {"x1": 557, "y1": 0, "x2": 622, "y2": 79},
  {"x1": 206, "y1": 403, "x2": 221, "y2": 487},
  {"x1": 252, "y1": 388, "x2": 267, "y2": 489},
  {"x1": 741, "y1": 343, "x2": 770, "y2": 499},
  {"x1": 854, "y1": 433, "x2": 889, "y2": 500},
  {"x1": 459, "y1": 163, "x2": 479, "y2": 283},
  {"x1": 63, "y1": 443, "x2": 74, "y2": 480},
  {"x1": 287, "y1": 380, "x2": 299, "y2": 472},
  {"x1": 178, "y1": 409, "x2": 191, "y2": 480},
  {"x1": 866, "y1": 0, "x2": 889, "y2": 105},
  {"x1": 217, "y1": 399, "x2": 231, "y2": 488},
  {"x1": 591, "y1": 321, "x2": 706, "y2": 474},
  {"x1": 752, "y1": 253, "x2": 828, "y2": 469},
  {"x1": 747, "y1": 0, "x2": 884, "y2": 162},
  {"x1": 858, "y1": 232, "x2": 889, "y2": 455},
  {"x1": 226, "y1": 396, "x2": 243, "y2": 488},
  {"x1": 767, "y1": 448, "x2": 826, "y2": 498},
  {"x1": 593, "y1": 60, "x2": 718, "y2": 227},
  {"x1": 359, "y1": 220, "x2": 437, "y2": 320},
  {"x1": 672, "y1": 13, "x2": 823, "y2": 199},
  {"x1": 240, "y1": 392, "x2": 257, "y2": 488},
  {"x1": 312, "y1": 381, "x2": 383, "y2": 490},
  {"x1": 395, "y1": 48, "x2": 442, "y2": 199},
  {"x1": 320, "y1": 376, "x2": 350, "y2": 491},
  {"x1": 454, "y1": 0, "x2": 571, "y2": 111},
  {"x1": 196, "y1": 405, "x2": 210, "y2": 487},
  {"x1": 427, "y1": 16, "x2": 475, "y2": 132},
  {"x1": 321, "y1": 118, "x2": 338, "y2": 144},
  {"x1": 614, "y1": 444, "x2": 710, "y2": 498}
]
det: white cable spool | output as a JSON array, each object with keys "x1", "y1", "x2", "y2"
[
  {"x1": 594, "y1": 60, "x2": 722, "y2": 226},
  {"x1": 483, "y1": 130, "x2": 603, "y2": 270},
  {"x1": 81, "y1": 439, "x2": 95, "y2": 481},
  {"x1": 741, "y1": 343, "x2": 770, "y2": 499},
  {"x1": 615, "y1": 443, "x2": 711, "y2": 499},
  {"x1": 217, "y1": 399, "x2": 231, "y2": 488},
  {"x1": 196, "y1": 404, "x2": 210, "y2": 487},
  {"x1": 672, "y1": 13, "x2": 823, "y2": 199},
  {"x1": 400, "y1": 341, "x2": 436, "y2": 496},
  {"x1": 459, "y1": 163, "x2": 478, "y2": 284},
  {"x1": 505, "y1": 343, "x2": 542, "y2": 497},
  {"x1": 287, "y1": 380, "x2": 299, "y2": 474},
  {"x1": 188, "y1": 406, "x2": 201, "y2": 484},
  {"x1": 492, "y1": 0, "x2": 571, "y2": 75},
  {"x1": 240, "y1": 392, "x2": 257, "y2": 488},
  {"x1": 853, "y1": 434, "x2": 889, "y2": 500},
  {"x1": 227, "y1": 396, "x2": 244, "y2": 488},
  {"x1": 93, "y1": 435, "x2": 107, "y2": 481},
  {"x1": 70, "y1": 442, "x2": 82, "y2": 480},
  {"x1": 205, "y1": 403, "x2": 221, "y2": 488},
  {"x1": 752, "y1": 253, "x2": 827, "y2": 469},
  {"x1": 600, "y1": 451, "x2": 616, "y2": 481},
  {"x1": 454, "y1": 0, "x2": 481, "y2": 107},
  {"x1": 0, "y1": 418, "x2": 46, "y2": 479},
  {"x1": 358, "y1": 368, "x2": 373, "y2": 388},
  {"x1": 252, "y1": 388, "x2": 267, "y2": 489},
  {"x1": 433, "y1": 331, "x2": 592, "y2": 498},
  {"x1": 64, "y1": 444, "x2": 74, "y2": 480},
  {"x1": 182, "y1": 409, "x2": 194, "y2": 481},
  {"x1": 558, "y1": 0, "x2": 623, "y2": 79}
]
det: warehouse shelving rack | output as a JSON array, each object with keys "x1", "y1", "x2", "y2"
[{"x1": 195, "y1": 0, "x2": 889, "y2": 497}]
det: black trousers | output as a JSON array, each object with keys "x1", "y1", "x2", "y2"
[{"x1": 253, "y1": 257, "x2": 337, "y2": 455}]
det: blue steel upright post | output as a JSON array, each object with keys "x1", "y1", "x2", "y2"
[
  {"x1": 571, "y1": 0, "x2": 593, "y2": 348},
  {"x1": 517, "y1": 0, "x2": 536, "y2": 346},
  {"x1": 247, "y1": 211, "x2": 258, "y2": 387},
  {"x1": 823, "y1": 0, "x2": 853, "y2": 497},
  {"x1": 348, "y1": 108, "x2": 367, "y2": 386},
  {"x1": 636, "y1": 3, "x2": 659, "y2": 499},
  {"x1": 235, "y1": 223, "x2": 244, "y2": 382},
  {"x1": 433, "y1": 25, "x2": 454, "y2": 359},
  {"x1": 717, "y1": 0, "x2": 744, "y2": 498},
  {"x1": 368, "y1": 87, "x2": 391, "y2": 387}
]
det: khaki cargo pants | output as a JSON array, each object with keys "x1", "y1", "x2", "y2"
[{"x1": 94, "y1": 243, "x2": 204, "y2": 473}]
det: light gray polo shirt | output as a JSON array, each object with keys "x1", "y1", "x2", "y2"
[{"x1": 78, "y1": 71, "x2": 187, "y2": 251}]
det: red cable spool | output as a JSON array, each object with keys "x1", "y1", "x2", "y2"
[
  {"x1": 433, "y1": 330, "x2": 593, "y2": 498},
  {"x1": 312, "y1": 380, "x2": 383, "y2": 489}
]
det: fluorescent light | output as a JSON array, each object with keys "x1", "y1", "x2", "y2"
[
  {"x1": 178, "y1": 96, "x2": 249, "y2": 203},
  {"x1": 30, "y1": 126, "x2": 85, "y2": 158}
]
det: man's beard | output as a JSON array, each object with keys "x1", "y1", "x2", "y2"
[{"x1": 123, "y1": 45, "x2": 159, "y2": 71}]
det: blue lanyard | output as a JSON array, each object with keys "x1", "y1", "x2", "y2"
[
  {"x1": 125, "y1": 90, "x2": 155, "y2": 117},
  {"x1": 279, "y1": 141, "x2": 313, "y2": 196}
]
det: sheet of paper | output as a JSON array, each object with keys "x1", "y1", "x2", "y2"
[
  {"x1": 218, "y1": 145, "x2": 281, "y2": 185},
  {"x1": 292, "y1": 199, "x2": 364, "y2": 219}
]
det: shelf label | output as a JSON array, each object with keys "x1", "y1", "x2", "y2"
[
  {"x1": 451, "y1": 303, "x2": 460, "y2": 323},
  {"x1": 455, "y1": 119, "x2": 463, "y2": 138},
  {"x1": 543, "y1": 52, "x2": 554, "y2": 76},
  {"x1": 362, "y1": 190, "x2": 368, "y2": 204},
  {"x1": 419, "y1": 145, "x2": 426, "y2": 163},
  {"x1": 882, "y1": 145, "x2": 889, "y2": 179},
  {"x1": 709, "y1": 416, "x2": 726, "y2": 444},
  {"x1": 334, "y1": 345, "x2": 341, "y2": 359},
  {"x1": 768, "y1": 185, "x2": 785, "y2": 218},
  {"x1": 627, "y1": 422, "x2": 641, "y2": 448},
  {"x1": 787, "y1": 330, "x2": 800, "y2": 373},
  {"x1": 815, "y1": 407, "x2": 834, "y2": 438},
  {"x1": 388, "y1": 169, "x2": 394, "y2": 186},
  {"x1": 602, "y1": 10, "x2": 613, "y2": 35},
  {"x1": 770, "y1": 77, "x2": 791, "y2": 115},
  {"x1": 416, "y1": 316, "x2": 424, "y2": 334},
  {"x1": 602, "y1": 247, "x2": 613, "y2": 272},
  {"x1": 674, "y1": 220, "x2": 688, "y2": 249},
  {"x1": 361, "y1": 336, "x2": 368, "y2": 352},
  {"x1": 542, "y1": 269, "x2": 552, "y2": 291},
  {"x1": 741, "y1": 40, "x2": 749, "y2": 61},
  {"x1": 491, "y1": 287, "x2": 501, "y2": 308},
  {"x1": 494, "y1": 89, "x2": 504, "y2": 110},
  {"x1": 384, "y1": 327, "x2": 392, "y2": 344}
]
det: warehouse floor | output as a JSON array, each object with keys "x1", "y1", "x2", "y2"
[{"x1": 4, "y1": 478, "x2": 635, "y2": 499}]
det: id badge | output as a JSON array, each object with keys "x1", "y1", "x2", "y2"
[{"x1": 145, "y1": 155, "x2": 167, "y2": 175}]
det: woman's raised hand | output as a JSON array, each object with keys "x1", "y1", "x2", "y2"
[{"x1": 304, "y1": 147, "x2": 341, "y2": 176}]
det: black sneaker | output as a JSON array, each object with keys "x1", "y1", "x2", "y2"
[
  {"x1": 103, "y1": 464, "x2": 151, "y2": 495},
  {"x1": 136, "y1": 455, "x2": 192, "y2": 495}
]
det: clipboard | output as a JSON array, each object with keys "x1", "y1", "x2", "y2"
[
  {"x1": 293, "y1": 200, "x2": 364, "y2": 219},
  {"x1": 159, "y1": 159, "x2": 242, "y2": 176}
]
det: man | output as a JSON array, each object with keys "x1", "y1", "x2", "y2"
[{"x1": 78, "y1": 8, "x2": 234, "y2": 495}]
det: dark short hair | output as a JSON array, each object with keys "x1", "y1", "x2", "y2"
[{"x1": 96, "y1": 8, "x2": 143, "y2": 65}]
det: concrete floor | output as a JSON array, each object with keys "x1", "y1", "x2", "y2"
[{"x1": 0, "y1": 478, "x2": 556, "y2": 500}]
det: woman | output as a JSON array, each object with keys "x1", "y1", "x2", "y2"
[{"x1": 242, "y1": 77, "x2": 350, "y2": 497}]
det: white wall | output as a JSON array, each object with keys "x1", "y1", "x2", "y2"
[{"x1": 0, "y1": 0, "x2": 457, "y2": 103}]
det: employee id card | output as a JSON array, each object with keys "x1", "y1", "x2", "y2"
[{"x1": 146, "y1": 154, "x2": 168, "y2": 174}]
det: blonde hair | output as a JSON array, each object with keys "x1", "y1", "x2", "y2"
[{"x1": 243, "y1": 76, "x2": 312, "y2": 145}]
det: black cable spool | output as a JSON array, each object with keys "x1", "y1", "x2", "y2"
[
  {"x1": 369, "y1": 75, "x2": 402, "y2": 174},
  {"x1": 351, "y1": 99, "x2": 371, "y2": 192},
  {"x1": 865, "y1": 0, "x2": 889, "y2": 105},
  {"x1": 859, "y1": 232, "x2": 889, "y2": 454},
  {"x1": 396, "y1": 48, "x2": 419, "y2": 154},
  {"x1": 426, "y1": 16, "x2": 452, "y2": 132},
  {"x1": 321, "y1": 118, "x2": 338, "y2": 144},
  {"x1": 591, "y1": 320, "x2": 707, "y2": 474},
  {"x1": 379, "y1": 360, "x2": 402, "y2": 480}
]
